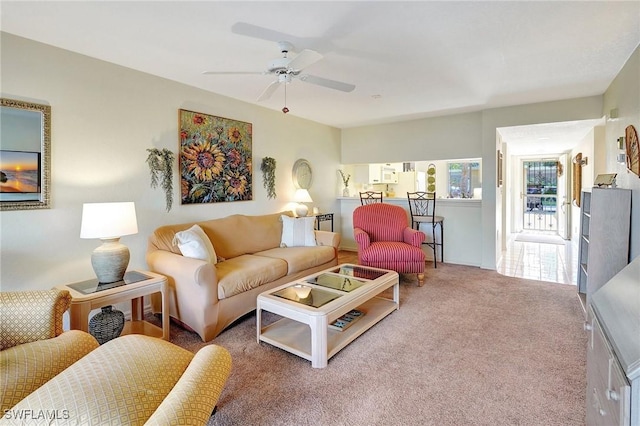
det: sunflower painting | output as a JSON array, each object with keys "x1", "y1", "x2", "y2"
[{"x1": 179, "y1": 109, "x2": 252, "y2": 204}]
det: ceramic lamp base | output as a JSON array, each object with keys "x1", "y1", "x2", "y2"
[
  {"x1": 295, "y1": 204, "x2": 309, "y2": 217},
  {"x1": 91, "y1": 238, "x2": 130, "y2": 284}
]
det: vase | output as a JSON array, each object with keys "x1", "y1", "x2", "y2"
[
  {"x1": 89, "y1": 305, "x2": 125, "y2": 345},
  {"x1": 343, "y1": 187, "x2": 350, "y2": 197}
]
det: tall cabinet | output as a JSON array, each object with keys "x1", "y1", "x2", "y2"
[{"x1": 577, "y1": 188, "x2": 631, "y2": 306}]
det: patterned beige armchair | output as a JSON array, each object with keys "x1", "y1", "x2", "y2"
[
  {"x1": 0, "y1": 289, "x2": 99, "y2": 412},
  {"x1": 1, "y1": 290, "x2": 233, "y2": 425}
]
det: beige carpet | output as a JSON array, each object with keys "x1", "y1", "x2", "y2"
[{"x1": 147, "y1": 262, "x2": 587, "y2": 426}]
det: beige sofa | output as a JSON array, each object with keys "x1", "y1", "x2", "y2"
[
  {"x1": 147, "y1": 212, "x2": 341, "y2": 341},
  {"x1": 1, "y1": 290, "x2": 232, "y2": 425}
]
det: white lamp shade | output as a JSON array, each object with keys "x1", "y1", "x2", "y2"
[
  {"x1": 293, "y1": 189, "x2": 313, "y2": 203},
  {"x1": 80, "y1": 202, "x2": 138, "y2": 239}
]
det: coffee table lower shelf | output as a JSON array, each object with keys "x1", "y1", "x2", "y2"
[{"x1": 259, "y1": 296, "x2": 396, "y2": 364}]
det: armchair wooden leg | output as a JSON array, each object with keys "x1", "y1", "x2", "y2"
[{"x1": 417, "y1": 273, "x2": 425, "y2": 286}]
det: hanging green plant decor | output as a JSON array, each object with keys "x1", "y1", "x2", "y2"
[
  {"x1": 146, "y1": 148, "x2": 175, "y2": 212},
  {"x1": 261, "y1": 157, "x2": 277, "y2": 199}
]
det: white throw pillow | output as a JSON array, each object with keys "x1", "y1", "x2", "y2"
[
  {"x1": 172, "y1": 224, "x2": 217, "y2": 264},
  {"x1": 280, "y1": 215, "x2": 317, "y2": 247}
]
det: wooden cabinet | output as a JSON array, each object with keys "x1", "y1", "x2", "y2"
[
  {"x1": 586, "y1": 256, "x2": 640, "y2": 426},
  {"x1": 577, "y1": 188, "x2": 631, "y2": 306}
]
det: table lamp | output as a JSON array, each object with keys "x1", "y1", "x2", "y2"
[
  {"x1": 80, "y1": 202, "x2": 138, "y2": 284},
  {"x1": 293, "y1": 189, "x2": 313, "y2": 217}
]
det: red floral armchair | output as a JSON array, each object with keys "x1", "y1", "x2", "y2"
[{"x1": 353, "y1": 203, "x2": 426, "y2": 286}]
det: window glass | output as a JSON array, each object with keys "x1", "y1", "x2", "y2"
[{"x1": 448, "y1": 161, "x2": 481, "y2": 198}]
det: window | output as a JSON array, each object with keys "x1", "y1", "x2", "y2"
[{"x1": 448, "y1": 161, "x2": 481, "y2": 198}]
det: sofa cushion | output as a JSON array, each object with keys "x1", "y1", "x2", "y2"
[
  {"x1": 201, "y1": 212, "x2": 287, "y2": 259},
  {"x1": 148, "y1": 212, "x2": 292, "y2": 259},
  {"x1": 280, "y1": 215, "x2": 317, "y2": 247},
  {"x1": 173, "y1": 224, "x2": 217, "y2": 264},
  {"x1": 216, "y1": 255, "x2": 288, "y2": 299},
  {"x1": 255, "y1": 246, "x2": 336, "y2": 275}
]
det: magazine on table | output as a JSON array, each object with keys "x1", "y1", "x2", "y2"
[{"x1": 328, "y1": 309, "x2": 364, "y2": 331}]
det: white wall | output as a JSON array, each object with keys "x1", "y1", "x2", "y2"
[
  {"x1": 341, "y1": 111, "x2": 483, "y2": 164},
  {"x1": 0, "y1": 33, "x2": 341, "y2": 291},
  {"x1": 570, "y1": 128, "x2": 597, "y2": 239},
  {"x1": 603, "y1": 45, "x2": 640, "y2": 260}
]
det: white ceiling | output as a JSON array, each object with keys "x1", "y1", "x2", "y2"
[{"x1": 2, "y1": 1, "x2": 639, "y2": 154}]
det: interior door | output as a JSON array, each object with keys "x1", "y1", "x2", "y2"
[{"x1": 557, "y1": 153, "x2": 570, "y2": 239}]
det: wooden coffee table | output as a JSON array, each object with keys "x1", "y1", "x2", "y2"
[{"x1": 257, "y1": 264, "x2": 399, "y2": 368}]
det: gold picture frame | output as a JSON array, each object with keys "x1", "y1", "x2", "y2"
[{"x1": 625, "y1": 125, "x2": 639, "y2": 177}]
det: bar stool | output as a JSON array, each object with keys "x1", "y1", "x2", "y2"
[
  {"x1": 407, "y1": 191, "x2": 444, "y2": 268},
  {"x1": 359, "y1": 191, "x2": 384, "y2": 205}
]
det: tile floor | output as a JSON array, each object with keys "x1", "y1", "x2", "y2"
[{"x1": 497, "y1": 232, "x2": 579, "y2": 285}]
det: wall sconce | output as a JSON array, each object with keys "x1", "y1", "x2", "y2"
[
  {"x1": 573, "y1": 155, "x2": 588, "y2": 166},
  {"x1": 616, "y1": 136, "x2": 626, "y2": 164}
]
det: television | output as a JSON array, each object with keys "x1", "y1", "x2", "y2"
[{"x1": 0, "y1": 150, "x2": 42, "y2": 201}]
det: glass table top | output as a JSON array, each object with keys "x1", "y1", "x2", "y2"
[
  {"x1": 67, "y1": 271, "x2": 151, "y2": 295},
  {"x1": 306, "y1": 273, "x2": 367, "y2": 292},
  {"x1": 328, "y1": 265, "x2": 389, "y2": 280},
  {"x1": 272, "y1": 284, "x2": 342, "y2": 308},
  {"x1": 270, "y1": 265, "x2": 390, "y2": 307}
]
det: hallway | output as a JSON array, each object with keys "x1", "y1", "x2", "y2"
[{"x1": 497, "y1": 232, "x2": 578, "y2": 285}]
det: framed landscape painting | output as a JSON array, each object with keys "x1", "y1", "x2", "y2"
[
  {"x1": 0, "y1": 98, "x2": 51, "y2": 211},
  {"x1": 179, "y1": 109, "x2": 252, "y2": 204}
]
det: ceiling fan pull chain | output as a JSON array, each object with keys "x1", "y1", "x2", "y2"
[{"x1": 282, "y1": 80, "x2": 289, "y2": 114}]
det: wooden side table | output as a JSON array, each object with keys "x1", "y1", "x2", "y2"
[{"x1": 55, "y1": 270, "x2": 169, "y2": 341}]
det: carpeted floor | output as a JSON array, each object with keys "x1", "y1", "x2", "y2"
[{"x1": 147, "y1": 260, "x2": 587, "y2": 426}]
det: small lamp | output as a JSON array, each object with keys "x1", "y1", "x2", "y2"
[
  {"x1": 293, "y1": 189, "x2": 313, "y2": 217},
  {"x1": 80, "y1": 202, "x2": 138, "y2": 284}
]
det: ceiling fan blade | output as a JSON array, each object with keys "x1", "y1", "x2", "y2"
[
  {"x1": 288, "y1": 49, "x2": 323, "y2": 71},
  {"x1": 257, "y1": 80, "x2": 281, "y2": 102},
  {"x1": 231, "y1": 22, "x2": 300, "y2": 44},
  {"x1": 202, "y1": 71, "x2": 264, "y2": 75},
  {"x1": 299, "y1": 74, "x2": 356, "y2": 92}
]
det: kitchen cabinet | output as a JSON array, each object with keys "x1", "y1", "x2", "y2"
[{"x1": 354, "y1": 164, "x2": 382, "y2": 184}]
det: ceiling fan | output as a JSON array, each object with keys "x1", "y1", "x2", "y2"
[{"x1": 202, "y1": 41, "x2": 355, "y2": 110}]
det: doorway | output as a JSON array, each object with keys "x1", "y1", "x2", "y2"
[
  {"x1": 522, "y1": 160, "x2": 558, "y2": 233},
  {"x1": 519, "y1": 154, "x2": 570, "y2": 239},
  {"x1": 501, "y1": 156, "x2": 576, "y2": 285}
]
